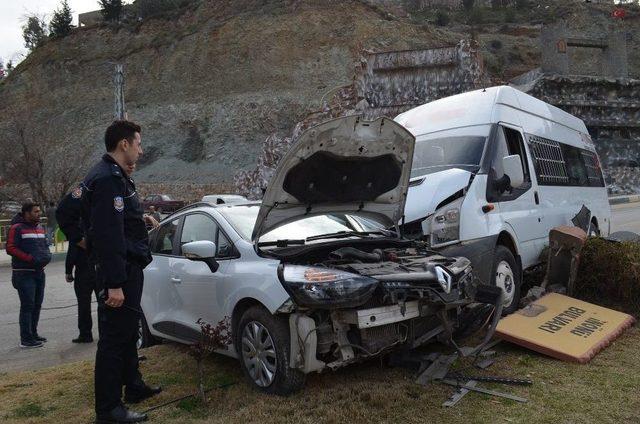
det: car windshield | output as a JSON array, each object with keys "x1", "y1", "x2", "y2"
[
  {"x1": 161, "y1": 195, "x2": 172, "y2": 201},
  {"x1": 219, "y1": 205, "x2": 388, "y2": 244},
  {"x1": 411, "y1": 125, "x2": 490, "y2": 178}
]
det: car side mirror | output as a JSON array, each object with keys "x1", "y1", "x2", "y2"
[
  {"x1": 502, "y1": 155, "x2": 524, "y2": 189},
  {"x1": 182, "y1": 240, "x2": 219, "y2": 273}
]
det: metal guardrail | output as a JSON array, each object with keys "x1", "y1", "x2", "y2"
[
  {"x1": 0, "y1": 217, "x2": 48, "y2": 243},
  {"x1": 0, "y1": 217, "x2": 66, "y2": 252}
]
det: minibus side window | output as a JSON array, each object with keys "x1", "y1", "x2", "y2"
[
  {"x1": 528, "y1": 134, "x2": 605, "y2": 188},
  {"x1": 562, "y1": 145, "x2": 589, "y2": 186},
  {"x1": 487, "y1": 126, "x2": 531, "y2": 202}
]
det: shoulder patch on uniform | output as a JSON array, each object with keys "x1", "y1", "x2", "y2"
[
  {"x1": 71, "y1": 186, "x2": 83, "y2": 199},
  {"x1": 111, "y1": 164, "x2": 121, "y2": 177},
  {"x1": 114, "y1": 196, "x2": 124, "y2": 212}
]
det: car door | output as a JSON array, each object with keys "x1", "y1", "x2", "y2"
[
  {"x1": 142, "y1": 216, "x2": 183, "y2": 339},
  {"x1": 487, "y1": 124, "x2": 545, "y2": 268},
  {"x1": 169, "y1": 212, "x2": 235, "y2": 342}
]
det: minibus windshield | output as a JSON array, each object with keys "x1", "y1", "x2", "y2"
[{"x1": 411, "y1": 125, "x2": 490, "y2": 178}]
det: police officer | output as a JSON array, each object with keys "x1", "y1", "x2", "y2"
[
  {"x1": 57, "y1": 187, "x2": 98, "y2": 343},
  {"x1": 81, "y1": 120, "x2": 161, "y2": 423}
]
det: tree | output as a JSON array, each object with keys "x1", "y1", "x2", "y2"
[
  {"x1": 462, "y1": 0, "x2": 475, "y2": 11},
  {"x1": 50, "y1": 0, "x2": 73, "y2": 38},
  {"x1": 99, "y1": 0, "x2": 124, "y2": 22},
  {"x1": 6, "y1": 60, "x2": 13, "y2": 73},
  {"x1": 22, "y1": 15, "x2": 48, "y2": 51},
  {"x1": 0, "y1": 61, "x2": 5, "y2": 79},
  {"x1": 0, "y1": 102, "x2": 94, "y2": 205},
  {"x1": 189, "y1": 318, "x2": 232, "y2": 403}
]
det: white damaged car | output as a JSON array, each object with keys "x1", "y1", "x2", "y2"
[{"x1": 141, "y1": 116, "x2": 496, "y2": 394}]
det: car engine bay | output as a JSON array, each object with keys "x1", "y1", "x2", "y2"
[{"x1": 274, "y1": 241, "x2": 502, "y2": 373}]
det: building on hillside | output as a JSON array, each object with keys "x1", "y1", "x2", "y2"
[
  {"x1": 78, "y1": 10, "x2": 102, "y2": 27},
  {"x1": 511, "y1": 20, "x2": 640, "y2": 195},
  {"x1": 78, "y1": 4, "x2": 137, "y2": 27}
]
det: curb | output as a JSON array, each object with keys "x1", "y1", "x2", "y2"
[{"x1": 609, "y1": 195, "x2": 640, "y2": 205}]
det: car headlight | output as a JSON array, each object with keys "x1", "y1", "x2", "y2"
[
  {"x1": 428, "y1": 197, "x2": 464, "y2": 247},
  {"x1": 279, "y1": 265, "x2": 378, "y2": 309}
]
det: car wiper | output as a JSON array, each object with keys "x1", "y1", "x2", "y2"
[
  {"x1": 306, "y1": 230, "x2": 393, "y2": 242},
  {"x1": 257, "y1": 239, "x2": 306, "y2": 248}
]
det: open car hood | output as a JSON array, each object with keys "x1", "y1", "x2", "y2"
[{"x1": 252, "y1": 115, "x2": 415, "y2": 242}]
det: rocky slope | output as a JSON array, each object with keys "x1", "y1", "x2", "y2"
[
  {"x1": 0, "y1": 0, "x2": 638, "y2": 199},
  {"x1": 0, "y1": 0, "x2": 456, "y2": 191}
]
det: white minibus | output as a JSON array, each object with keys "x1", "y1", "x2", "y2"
[{"x1": 396, "y1": 86, "x2": 611, "y2": 313}]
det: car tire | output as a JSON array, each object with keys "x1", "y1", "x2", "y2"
[
  {"x1": 138, "y1": 315, "x2": 159, "y2": 349},
  {"x1": 236, "y1": 306, "x2": 305, "y2": 395},
  {"x1": 491, "y1": 245, "x2": 521, "y2": 315},
  {"x1": 588, "y1": 221, "x2": 600, "y2": 237}
]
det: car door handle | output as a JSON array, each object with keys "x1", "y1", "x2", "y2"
[{"x1": 170, "y1": 277, "x2": 181, "y2": 284}]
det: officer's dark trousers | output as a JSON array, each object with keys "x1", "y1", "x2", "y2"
[
  {"x1": 12, "y1": 271, "x2": 45, "y2": 343},
  {"x1": 73, "y1": 261, "x2": 98, "y2": 337},
  {"x1": 95, "y1": 263, "x2": 145, "y2": 414}
]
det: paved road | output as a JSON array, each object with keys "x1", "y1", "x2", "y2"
[
  {"x1": 0, "y1": 203, "x2": 639, "y2": 373},
  {"x1": 0, "y1": 260, "x2": 98, "y2": 373},
  {"x1": 610, "y1": 202, "x2": 640, "y2": 234}
]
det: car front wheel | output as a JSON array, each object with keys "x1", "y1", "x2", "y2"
[{"x1": 236, "y1": 306, "x2": 305, "y2": 395}]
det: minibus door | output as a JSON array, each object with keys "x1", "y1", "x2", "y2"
[{"x1": 488, "y1": 124, "x2": 545, "y2": 268}]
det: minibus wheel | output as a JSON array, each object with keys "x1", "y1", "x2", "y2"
[
  {"x1": 588, "y1": 221, "x2": 600, "y2": 237},
  {"x1": 491, "y1": 245, "x2": 521, "y2": 315}
]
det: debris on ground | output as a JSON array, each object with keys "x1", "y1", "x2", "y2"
[
  {"x1": 402, "y1": 346, "x2": 533, "y2": 407},
  {"x1": 440, "y1": 379, "x2": 528, "y2": 405},
  {"x1": 542, "y1": 226, "x2": 588, "y2": 296},
  {"x1": 496, "y1": 293, "x2": 636, "y2": 363}
]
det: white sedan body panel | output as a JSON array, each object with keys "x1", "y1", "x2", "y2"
[{"x1": 142, "y1": 207, "x2": 291, "y2": 359}]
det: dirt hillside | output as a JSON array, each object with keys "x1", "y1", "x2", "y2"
[{"x1": 0, "y1": 0, "x2": 637, "y2": 195}]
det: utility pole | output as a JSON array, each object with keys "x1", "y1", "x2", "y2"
[{"x1": 114, "y1": 64, "x2": 126, "y2": 120}]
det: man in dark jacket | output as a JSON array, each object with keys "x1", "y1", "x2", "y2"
[
  {"x1": 81, "y1": 120, "x2": 160, "y2": 424},
  {"x1": 57, "y1": 188, "x2": 98, "y2": 343},
  {"x1": 6, "y1": 202, "x2": 52, "y2": 348}
]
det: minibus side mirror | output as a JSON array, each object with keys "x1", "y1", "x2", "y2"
[
  {"x1": 502, "y1": 155, "x2": 525, "y2": 189},
  {"x1": 182, "y1": 240, "x2": 219, "y2": 273}
]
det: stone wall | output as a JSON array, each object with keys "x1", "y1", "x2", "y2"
[
  {"x1": 356, "y1": 39, "x2": 488, "y2": 119},
  {"x1": 367, "y1": 0, "x2": 496, "y2": 10},
  {"x1": 540, "y1": 21, "x2": 628, "y2": 78},
  {"x1": 520, "y1": 75, "x2": 640, "y2": 195},
  {"x1": 235, "y1": 39, "x2": 489, "y2": 199}
]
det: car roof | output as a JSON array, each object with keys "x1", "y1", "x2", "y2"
[{"x1": 163, "y1": 201, "x2": 260, "y2": 219}]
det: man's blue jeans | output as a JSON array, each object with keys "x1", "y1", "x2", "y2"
[{"x1": 12, "y1": 271, "x2": 46, "y2": 343}]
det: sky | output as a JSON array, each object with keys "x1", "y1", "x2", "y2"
[{"x1": 0, "y1": 0, "x2": 102, "y2": 66}]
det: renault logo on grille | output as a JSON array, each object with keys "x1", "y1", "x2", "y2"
[{"x1": 435, "y1": 266, "x2": 452, "y2": 294}]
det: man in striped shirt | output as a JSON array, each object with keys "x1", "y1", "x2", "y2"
[{"x1": 6, "y1": 202, "x2": 52, "y2": 348}]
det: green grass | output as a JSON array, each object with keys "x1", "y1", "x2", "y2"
[
  {"x1": 10, "y1": 402, "x2": 47, "y2": 419},
  {"x1": 0, "y1": 327, "x2": 638, "y2": 423}
]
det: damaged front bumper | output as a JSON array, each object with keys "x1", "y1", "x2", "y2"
[{"x1": 287, "y1": 282, "x2": 499, "y2": 374}]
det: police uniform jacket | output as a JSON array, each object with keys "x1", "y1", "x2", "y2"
[
  {"x1": 81, "y1": 154, "x2": 151, "y2": 289},
  {"x1": 56, "y1": 188, "x2": 85, "y2": 245}
]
